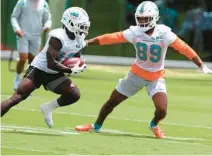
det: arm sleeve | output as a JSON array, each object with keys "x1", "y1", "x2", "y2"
[
  {"x1": 42, "y1": 1, "x2": 52, "y2": 30},
  {"x1": 97, "y1": 32, "x2": 128, "y2": 45},
  {"x1": 11, "y1": 0, "x2": 22, "y2": 32},
  {"x1": 169, "y1": 37, "x2": 198, "y2": 60}
]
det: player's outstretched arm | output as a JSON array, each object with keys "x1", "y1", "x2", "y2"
[
  {"x1": 87, "y1": 32, "x2": 128, "y2": 46},
  {"x1": 169, "y1": 38, "x2": 212, "y2": 74},
  {"x1": 47, "y1": 37, "x2": 72, "y2": 73}
]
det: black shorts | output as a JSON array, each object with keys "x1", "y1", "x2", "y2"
[{"x1": 24, "y1": 66, "x2": 68, "y2": 91}]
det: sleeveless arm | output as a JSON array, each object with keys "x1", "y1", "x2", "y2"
[{"x1": 46, "y1": 37, "x2": 72, "y2": 73}]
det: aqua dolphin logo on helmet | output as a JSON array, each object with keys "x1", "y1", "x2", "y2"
[
  {"x1": 70, "y1": 12, "x2": 79, "y2": 17},
  {"x1": 61, "y1": 7, "x2": 90, "y2": 39},
  {"x1": 135, "y1": 1, "x2": 159, "y2": 32}
]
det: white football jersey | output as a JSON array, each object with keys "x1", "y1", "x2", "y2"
[
  {"x1": 31, "y1": 28, "x2": 84, "y2": 73},
  {"x1": 123, "y1": 24, "x2": 177, "y2": 72}
]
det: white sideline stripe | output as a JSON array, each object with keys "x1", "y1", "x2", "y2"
[
  {"x1": 2, "y1": 124, "x2": 206, "y2": 144},
  {"x1": 1, "y1": 125, "x2": 80, "y2": 135},
  {"x1": 163, "y1": 141, "x2": 207, "y2": 146},
  {"x1": 11, "y1": 107, "x2": 212, "y2": 130},
  {"x1": 1, "y1": 146, "x2": 66, "y2": 154},
  {"x1": 65, "y1": 127, "x2": 206, "y2": 142}
]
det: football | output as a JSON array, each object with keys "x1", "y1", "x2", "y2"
[{"x1": 62, "y1": 57, "x2": 85, "y2": 68}]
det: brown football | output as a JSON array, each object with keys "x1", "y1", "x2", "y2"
[{"x1": 62, "y1": 57, "x2": 85, "y2": 67}]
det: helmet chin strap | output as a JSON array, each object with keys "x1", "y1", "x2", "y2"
[
  {"x1": 136, "y1": 17, "x2": 157, "y2": 32},
  {"x1": 145, "y1": 27, "x2": 155, "y2": 34},
  {"x1": 138, "y1": 24, "x2": 155, "y2": 34},
  {"x1": 80, "y1": 33, "x2": 86, "y2": 40},
  {"x1": 138, "y1": 25, "x2": 152, "y2": 32}
]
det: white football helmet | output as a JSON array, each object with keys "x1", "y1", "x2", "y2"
[
  {"x1": 61, "y1": 7, "x2": 90, "y2": 39},
  {"x1": 135, "y1": 1, "x2": 159, "y2": 32}
]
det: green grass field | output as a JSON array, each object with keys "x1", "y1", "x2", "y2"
[{"x1": 1, "y1": 61, "x2": 212, "y2": 155}]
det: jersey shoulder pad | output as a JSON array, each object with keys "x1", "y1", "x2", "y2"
[
  {"x1": 156, "y1": 24, "x2": 172, "y2": 33},
  {"x1": 49, "y1": 28, "x2": 65, "y2": 43},
  {"x1": 123, "y1": 26, "x2": 138, "y2": 43},
  {"x1": 156, "y1": 24, "x2": 177, "y2": 45},
  {"x1": 129, "y1": 26, "x2": 144, "y2": 36},
  {"x1": 123, "y1": 26, "x2": 146, "y2": 43}
]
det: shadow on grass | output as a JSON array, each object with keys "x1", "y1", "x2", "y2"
[
  {"x1": 85, "y1": 131, "x2": 203, "y2": 144},
  {"x1": 99, "y1": 131, "x2": 155, "y2": 139}
]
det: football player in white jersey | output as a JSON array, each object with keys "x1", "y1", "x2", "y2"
[
  {"x1": 1, "y1": 7, "x2": 89, "y2": 128},
  {"x1": 75, "y1": 1, "x2": 212, "y2": 138}
]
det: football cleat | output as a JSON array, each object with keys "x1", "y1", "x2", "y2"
[
  {"x1": 75, "y1": 124, "x2": 102, "y2": 132},
  {"x1": 40, "y1": 104, "x2": 53, "y2": 128},
  {"x1": 150, "y1": 125, "x2": 166, "y2": 139}
]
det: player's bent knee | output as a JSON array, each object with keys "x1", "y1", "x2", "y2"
[
  {"x1": 21, "y1": 94, "x2": 30, "y2": 100},
  {"x1": 58, "y1": 90, "x2": 80, "y2": 106},
  {"x1": 58, "y1": 95, "x2": 80, "y2": 106},
  {"x1": 16, "y1": 88, "x2": 31, "y2": 101},
  {"x1": 67, "y1": 91, "x2": 80, "y2": 104}
]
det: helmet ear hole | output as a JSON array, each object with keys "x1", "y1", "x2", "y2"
[{"x1": 69, "y1": 20, "x2": 74, "y2": 27}]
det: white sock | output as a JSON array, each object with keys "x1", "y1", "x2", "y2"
[
  {"x1": 15, "y1": 74, "x2": 21, "y2": 79},
  {"x1": 26, "y1": 64, "x2": 30, "y2": 69},
  {"x1": 44, "y1": 99, "x2": 59, "y2": 111}
]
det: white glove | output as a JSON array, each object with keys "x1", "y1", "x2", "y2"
[
  {"x1": 78, "y1": 33, "x2": 88, "y2": 48},
  {"x1": 82, "y1": 40, "x2": 88, "y2": 48},
  {"x1": 201, "y1": 64, "x2": 212, "y2": 74},
  {"x1": 70, "y1": 60, "x2": 87, "y2": 75},
  {"x1": 80, "y1": 62, "x2": 87, "y2": 72}
]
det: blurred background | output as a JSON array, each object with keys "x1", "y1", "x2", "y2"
[{"x1": 1, "y1": 0, "x2": 212, "y2": 61}]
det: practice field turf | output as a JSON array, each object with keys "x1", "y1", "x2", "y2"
[{"x1": 1, "y1": 61, "x2": 212, "y2": 155}]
